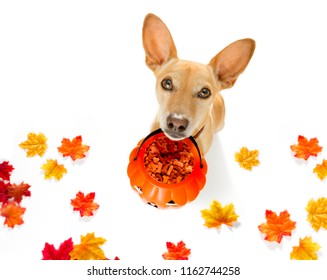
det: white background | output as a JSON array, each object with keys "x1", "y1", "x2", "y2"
[{"x1": 0, "y1": 0, "x2": 326, "y2": 278}]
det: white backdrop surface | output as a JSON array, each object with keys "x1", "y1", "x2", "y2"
[{"x1": 0, "y1": 0, "x2": 326, "y2": 278}]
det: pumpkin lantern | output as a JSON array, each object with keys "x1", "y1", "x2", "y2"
[{"x1": 127, "y1": 129, "x2": 208, "y2": 208}]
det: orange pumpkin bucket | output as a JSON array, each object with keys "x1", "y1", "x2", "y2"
[{"x1": 127, "y1": 129, "x2": 208, "y2": 208}]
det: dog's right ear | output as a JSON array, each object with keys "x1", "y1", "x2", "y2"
[
  {"x1": 142, "y1": 13, "x2": 177, "y2": 71},
  {"x1": 209, "y1": 39, "x2": 255, "y2": 89}
]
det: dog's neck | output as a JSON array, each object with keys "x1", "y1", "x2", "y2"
[{"x1": 193, "y1": 126, "x2": 205, "y2": 139}]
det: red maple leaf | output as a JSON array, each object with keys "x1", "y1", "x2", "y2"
[
  {"x1": 0, "y1": 181, "x2": 10, "y2": 204},
  {"x1": 6, "y1": 182, "x2": 31, "y2": 204},
  {"x1": 42, "y1": 238, "x2": 74, "y2": 260},
  {"x1": 0, "y1": 161, "x2": 14, "y2": 181},
  {"x1": 290, "y1": 135, "x2": 322, "y2": 160},
  {"x1": 106, "y1": 256, "x2": 120, "y2": 260},
  {"x1": 162, "y1": 241, "x2": 191, "y2": 260},
  {"x1": 57, "y1": 135, "x2": 90, "y2": 161},
  {"x1": 71, "y1": 191, "x2": 99, "y2": 217}
]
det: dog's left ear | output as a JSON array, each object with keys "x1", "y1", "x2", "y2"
[
  {"x1": 142, "y1": 13, "x2": 178, "y2": 71},
  {"x1": 209, "y1": 39, "x2": 255, "y2": 89}
]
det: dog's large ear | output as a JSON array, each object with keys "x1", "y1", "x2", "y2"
[
  {"x1": 142, "y1": 13, "x2": 177, "y2": 71},
  {"x1": 209, "y1": 39, "x2": 255, "y2": 89}
]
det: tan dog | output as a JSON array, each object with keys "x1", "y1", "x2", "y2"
[{"x1": 142, "y1": 13, "x2": 255, "y2": 155}]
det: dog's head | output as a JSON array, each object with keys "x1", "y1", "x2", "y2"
[{"x1": 142, "y1": 13, "x2": 255, "y2": 140}]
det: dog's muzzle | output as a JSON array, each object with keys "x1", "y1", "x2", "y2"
[{"x1": 164, "y1": 114, "x2": 189, "y2": 139}]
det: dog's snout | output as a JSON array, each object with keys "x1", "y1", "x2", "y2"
[{"x1": 166, "y1": 114, "x2": 189, "y2": 133}]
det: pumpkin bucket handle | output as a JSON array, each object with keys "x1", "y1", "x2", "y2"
[{"x1": 133, "y1": 128, "x2": 204, "y2": 169}]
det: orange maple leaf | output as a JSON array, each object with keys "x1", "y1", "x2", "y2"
[
  {"x1": 235, "y1": 147, "x2": 260, "y2": 170},
  {"x1": 290, "y1": 237, "x2": 321, "y2": 260},
  {"x1": 41, "y1": 159, "x2": 67, "y2": 180},
  {"x1": 290, "y1": 135, "x2": 322, "y2": 160},
  {"x1": 313, "y1": 159, "x2": 327, "y2": 181},
  {"x1": 69, "y1": 232, "x2": 107, "y2": 260},
  {"x1": 6, "y1": 182, "x2": 31, "y2": 204},
  {"x1": 162, "y1": 241, "x2": 191, "y2": 260},
  {"x1": 306, "y1": 197, "x2": 327, "y2": 231},
  {"x1": 71, "y1": 191, "x2": 99, "y2": 217},
  {"x1": 258, "y1": 210, "x2": 296, "y2": 243},
  {"x1": 0, "y1": 202, "x2": 26, "y2": 228},
  {"x1": 58, "y1": 136, "x2": 90, "y2": 161},
  {"x1": 201, "y1": 200, "x2": 239, "y2": 229},
  {"x1": 19, "y1": 132, "x2": 48, "y2": 157}
]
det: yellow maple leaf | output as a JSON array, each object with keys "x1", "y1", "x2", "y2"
[
  {"x1": 201, "y1": 200, "x2": 239, "y2": 229},
  {"x1": 41, "y1": 159, "x2": 67, "y2": 180},
  {"x1": 69, "y1": 232, "x2": 107, "y2": 260},
  {"x1": 313, "y1": 159, "x2": 327, "y2": 181},
  {"x1": 19, "y1": 132, "x2": 48, "y2": 157},
  {"x1": 235, "y1": 147, "x2": 260, "y2": 170},
  {"x1": 305, "y1": 197, "x2": 327, "y2": 231},
  {"x1": 290, "y1": 237, "x2": 320, "y2": 260}
]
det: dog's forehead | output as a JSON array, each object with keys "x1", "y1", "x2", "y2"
[{"x1": 156, "y1": 59, "x2": 216, "y2": 82}]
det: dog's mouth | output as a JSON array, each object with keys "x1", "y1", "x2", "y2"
[
  {"x1": 162, "y1": 129, "x2": 188, "y2": 141},
  {"x1": 160, "y1": 113, "x2": 192, "y2": 141}
]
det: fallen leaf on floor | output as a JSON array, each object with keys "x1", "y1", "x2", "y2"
[
  {"x1": 71, "y1": 191, "x2": 99, "y2": 217},
  {"x1": 0, "y1": 181, "x2": 10, "y2": 204},
  {"x1": 0, "y1": 161, "x2": 14, "y2": 181},
  {"x1": 313, "y1": 159, "x2": 327, "y2": 181},
  {"x1": 19, "y1": 132, "x2": 48, "y2": 157},
  {"x1": 201, "y1": 199, "x2": 239, "y2": 229},
  {"x1": 290, "y1": 237, "x2": 320, "y2": 260},
  {"x1": 58, "y1": 135, "x2": 90, "y2": 161},
  {"x1": 0, "y1": 201, "x2": 26, "y2": 228},
  {"x1": 258, "y1": 210, "x2": 296, "y2": 243},
  {"x1": 42, "y1": 238, "x2": 74, "y2": 260},
  {"x1": 306, "y1": 197, "x2": 327, "y2": 231},
  {"x1": 6, "y1": 182, "x2": 31, "y2": 204},
  {"x1": 290, "y1": 135, "x2": 322, "y2": 160},
  {"x1": 162, "y1": 241, "x2": 191, "y2": 260},
  {"x1": 235, "y1": 147, "x2": 260, "y2": 170},
  {"x1": 69, "y1": 232, "x2": 107, "y2": 260},
  {"x1": 41, "y1": 159, "x2": 67, "y2": 180}
]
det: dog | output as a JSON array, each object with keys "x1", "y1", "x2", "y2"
[{"x1": 142, "y1": 13, "x2": 255, "y2": 155}]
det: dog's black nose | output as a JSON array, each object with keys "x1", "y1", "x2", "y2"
[{"x1": 166, "y1": 114, "x2": 189, "y2": 133}]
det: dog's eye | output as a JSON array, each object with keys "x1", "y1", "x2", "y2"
[
  {"x1": 161, "y1": 78, "x2": 173, "y2": 91},
  {"x1": 198, "y1": 88, "x2": 211, "y2": 99}
]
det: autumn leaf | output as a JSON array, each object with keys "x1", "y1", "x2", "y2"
[
  {"x1": 58, "y1": 135, "x2": 90, "y2": 161},
  {"x1": 71, "y1": 191, "x2": 99, "y2": 217},
  {"x1": 290, "y1": 135, "x2": 322, "y2": 160},
  {"x1": 235, "y1": 147, "x2": 260, "y2": 170},
  {"x1": 306, "y1": 197, "x2": 327, "y2": 231},
  {"x1": 0, "y1": 202, "x2": 26, "y2": 228},
  {"x1": 0, "y1": 161, "x2": 14, "y2": 181},
  {"x1": 162, "y1": 241, "x2": 191, "y2": 260},
  {"x1": 42, "y1": 238, "x2": 74, "y2": 260},
  {"x1": 0, "y1": 181, "x2": 10, "y2": 204},
  {"x1": 201, "y1": 200, "x2": 239, "y2": 229},
  {"x1": 19, "y1": 132, "x2": 48, "y2": 157},
  {"x1": 41, "y1": 159, "x2": 67, "y2": 180},
  {"x1": 6, "y1": 182, "x2": 31, "y2": 204},
  {"x1": 69, "y1": 232, "x2": 107, "y2": 260},
  {"x1": 313, "y1": 159, "x2": 327, "y2": 181},
  {"x1": 290, "y1": 237, "x2": 320, "y2": 260},
  {"x1": 258, "y1": 210, "x2": 296, "y2": 243}
]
